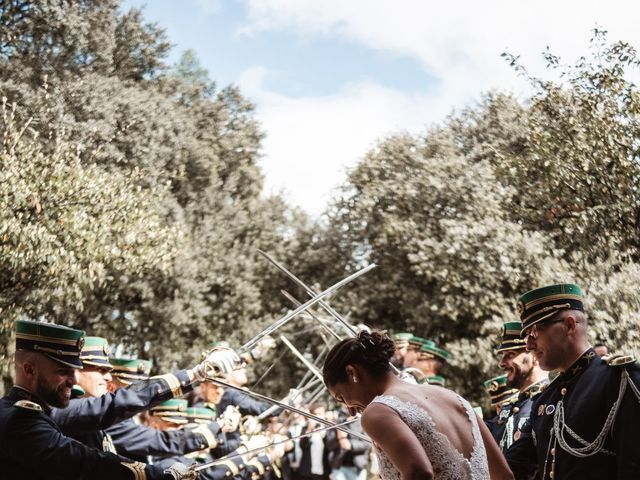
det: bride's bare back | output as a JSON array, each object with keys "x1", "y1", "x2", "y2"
[{"x1": 382, "y1": 382, "x2": 478, "y2": 459}]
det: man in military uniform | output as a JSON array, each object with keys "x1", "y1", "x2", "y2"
[
  {"x1": 104, "y1": 356, "x2": 242, "y2": 463},
  {"x1": 483, "y1": 374, "x2": 520, "y2": 445},
  {"x1": 495, "y1": 321, "x2": 548, "y2": 452},
  {"x1": 390, "y1": 332, "x2": 413, "y2": 369},
  {"x1": 505, "y1": 284, "x2": 640, "y2": 479},
  {"x1": 415, "y1": 340, "x2": 450, "y2": 387},
  {"x1": 0, "y1": 320, "x2": 191, "y2": 479}
]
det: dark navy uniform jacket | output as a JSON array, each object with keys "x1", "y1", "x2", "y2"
[
  {"x1": 0, "y1": 386, "x2": 166, "y2": 480},
  {"x1": 498, "y1": 379, "x2": 546, "y2": 452},
  {"x1": 506, "y1": 348, "x2": 640, "y2": 480},
  {"x1": 485, "y1": 414, "x2": 505, "y2": 445},
  {"x1": 108, "y1": 417, "x2": 239, "y2": 461},
  {"x1": 51, "y1": 370, "x2": 193, "y2": 451}
]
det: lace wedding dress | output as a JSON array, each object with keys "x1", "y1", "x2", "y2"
[{"x1": 371, "y1": 394, "x2": 489, "y2": 480}]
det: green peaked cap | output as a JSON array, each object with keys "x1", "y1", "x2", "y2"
[
  {"x1": 110, "y1": 358, "x2": 153, "y2": 385},
  {"x1": 80, "y1": 336, "x2": 113, "y2": 369},
  {"x1": 420, "y1": 342, "x2": 450, "y2": 361},
  {"x1": 408, "y1": 336, "x2": 433, "y2": 350},
  {"x1": 186, "y1": 407, "x2": 216, "y2": 424},
  {"x1": 151, "y1": 399, "x2": 189, "y2": 424},
  {"x1": 392, "y1": 332, "x2": 413, "y2": 346},
  {"x1": 484, "y1": 374, "x2": 519, "y2": 407},
  {"x1": 495, "y1": 321, "x2": 527, "y2": 353},
  {"x1": 15, "y1": 320, "x2": 85, "y2": 369},
  {"x1": 517, "y1": 283, "x2": 584, "y2": 337}
]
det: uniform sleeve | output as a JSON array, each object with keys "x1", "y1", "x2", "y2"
[
  {"x1": 108, "y1": 418, "x2": 222, "y2": 458},
  {"x1": 6, "y1": 410, "x2": 166, "y2": 480},
  {"x1": 218, "y1": 389, "x2": 274, "y2": 416},
  {"x1": 612, "y1": 366, "x2": 640, "y2": 479},
  {"x1": 52, "y1": 370, "x2": 193, "y2": 435},
  {"x1": 504, "y1": 418, "x2": 538, "y2": 480}
]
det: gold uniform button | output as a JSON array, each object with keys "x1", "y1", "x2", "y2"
[
  {"x1": 513, "y1": 407, "x2": 520, "y2": 413},
  {"x1": 561, "y1": 387, "x2": 567, "y2": 396}
]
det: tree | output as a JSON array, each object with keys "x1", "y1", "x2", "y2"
[
  {"x1": 498, "y1": 29, "x2": 640, "y2": 261},
  {"x1": 0, "y1": 99, "x2": 180, "y2": 392}
]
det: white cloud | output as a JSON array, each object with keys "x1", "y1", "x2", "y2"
[
  {"x1": 193, "y1": 0, "x2": 224, "y2": 15},
  {"x1": 236, "y1": 0, "x2": 640, "y2": 215},
  {"x1": 239, "y1": 67, "x2": 458, "y2": 215}
]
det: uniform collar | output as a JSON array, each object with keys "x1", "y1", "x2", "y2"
[
  {"x1": 557, "y1": 347, "x2": 597, "y2": 384},
  {"x1": 518, "y1": 378, "x2": 548, "y2": 401},
  {"x1": 9, "y1": 386, "x2": 52, "y2": 414}
]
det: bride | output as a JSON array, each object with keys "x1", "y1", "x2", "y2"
[{"x1": 322, "y1": 330, "x2": 514, "y2": 480}]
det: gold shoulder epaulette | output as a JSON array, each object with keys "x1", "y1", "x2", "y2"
[
  {"x1": 14, "y1": 400, "x2": 43, "y2": 412},
  {"x1": 604, "y1": 354, "x2": 636, "y2": 366}
]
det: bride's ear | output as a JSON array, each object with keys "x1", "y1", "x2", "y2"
[{"x1": 345, "y1": 364, "x2": 357, "y2": 380}]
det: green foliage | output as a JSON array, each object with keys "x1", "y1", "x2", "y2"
[
  {"x1": 0, "y1": 98, "x2": 180, "y2": 389},
  {"x1": 307, "y1": 31, "x2": 640, "y2": 404},
  {"x1": 0, "y1": 1, "x2": 297, "y2": 395},
  {"x1": 499, "y1": 29, "x2": 640, "y2": 260}
]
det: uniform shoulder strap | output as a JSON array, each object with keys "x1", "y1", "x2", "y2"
[
  {"x1": 603, "y1": 354, "x2": 636, "y2": 367},
  {"x1": 14, "y1": 399, "x2": 43, "y2": 412}
]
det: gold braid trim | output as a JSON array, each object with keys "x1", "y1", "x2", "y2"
[
  {"x1": 32, "y1": 345, "x2": 80, "y2": 356},
  {"x1": 247, "y1": 457, "x2": 266, "y2": 476},
  {"x1": 192, "y1": 424, "x2": 217, "y2": 448},
  {"x1": 218, "y1": 459, "x2": 240, "y2": 476},
  {"x1": 122, "y1": 461, "x2": 147, "y2": 480},
  {"x1": 522, "y1": 303, "x2": 571, "y2": 324},
  {"x1": 153, "y1": 373, "x2": 183, "y2": 397}
]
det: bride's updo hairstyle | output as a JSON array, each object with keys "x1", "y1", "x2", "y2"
[{"x1": 323, "y1": 330, "x2": 395, "y2": 386}]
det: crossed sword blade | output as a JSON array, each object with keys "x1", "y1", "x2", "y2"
[
  {"x1": 257, "y1": 249, "x2": 359, "y2": 337},
  {"x1": 193, "y1": 418, "x2": 361, "y2": 473},
  {"x1": 202, "y1": 376, "x2": 370, "y2": 443},
  {"x1": 256, "y1": 251, "x2": 400, "y2": 375},
  {"x1": 239, "y1": 262, "x2": 375, "y2": 354}
]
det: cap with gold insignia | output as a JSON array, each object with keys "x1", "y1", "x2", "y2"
[
  {"x1": 186, "y1": 407, "x2": 217, "y2": 425},
  {"x1": 150, "y1": 398, "x2": 189, "y2": 424},
  {"x1": 484, "y1": 374, "x2": 519, "y2": 407},
  {"x1": 419, "y1": 341, "x2": 450, "y2": 362},
  {"x1": 15, "y1": 320, "x2": 85, "y2": 369},
  {"x1": 408, "y1": 336, "x2": 432, "y2": 351},
  {"x1": 110, "y1": 358, "x2": 153, "y2": 385},
  {"x1": 392, "y1": 332, "x2": 413, "y2": 349},
  {"x1": 80, "y1": 336, "x2": 113, "y2": 369},
  {"x1": 496, "y1": 321, "x2": 527, "y2": 353},
  {"x1": 518, "y1": 283, "x2": 583, "y2": 337}
]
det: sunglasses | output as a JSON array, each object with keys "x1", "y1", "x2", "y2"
[{"x1": 525, "y1": 316, "x2": 565, "y2": 340}]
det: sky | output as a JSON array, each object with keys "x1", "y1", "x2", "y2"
[{"x1": 124, "y1": 0, "x2": 640, "y2": 216}]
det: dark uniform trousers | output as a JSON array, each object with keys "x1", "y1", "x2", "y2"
[
  {"x1": 0, "y1": 386, "x2": 167, "y2": 479},
  {"x1": 506, "y1": 348, "x2": 640, "y2": 479}
]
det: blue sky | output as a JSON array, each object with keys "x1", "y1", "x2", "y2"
[{"x1": 123, "y1": 0, "x2": 640, "y2": 216}]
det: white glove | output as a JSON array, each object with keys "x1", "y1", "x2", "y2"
[
  {"x1": 219, "y1": 405, "x2": 241, "y2": 432},
  {"x1": 163, "y1": 462, "x2": 198, "y2": 480},
  {"x1": 242, "y1": 434, "x2": 271, "y2": 454},
  {"x1": 242, "y1": 415, "x2": 263, "y2": 436},
  {"x1": 193, "y1": 347, "x2": 241, "y2": 381},
  {"x1": 249, "y1": 335, "x2": 276, "y2": 360},
  {"x1": 283, "y1": 388, "x2": 300, "y2": 405},
  {"x1": 268, "y1": 434, "x2": 292, "y2": 460}
]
